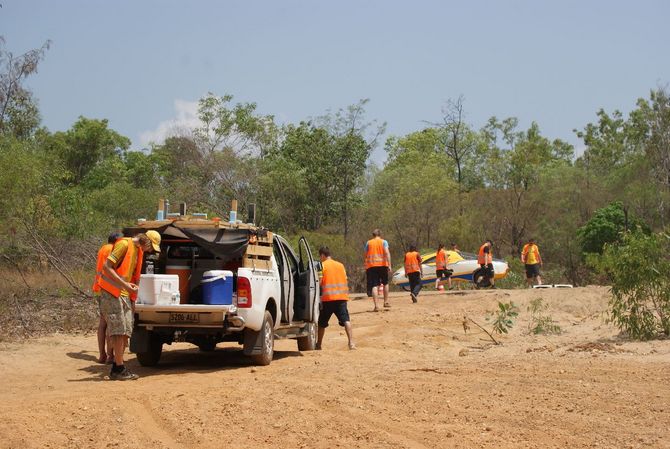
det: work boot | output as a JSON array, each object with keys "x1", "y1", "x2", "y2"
[{"x1": 110, "y1": 367, "x2": 139, "y2": 381}]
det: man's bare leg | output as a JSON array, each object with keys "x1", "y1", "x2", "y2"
[
  {"x1": 112, "y1": 335, "x2": 125, "y2": 367},
  {"x1": 97, "y1": 317, "x2": 107, "y2": 363},
  {"x1": 344, "y1": 321, "x2": 355, "y2": 349},
  {"x1": 316, "y1": 326, "x2": 325, "y2": 350}
]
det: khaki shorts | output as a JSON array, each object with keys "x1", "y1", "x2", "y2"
[{"x1": 99, "y1": 290, "x2": 134, "y2": 337}]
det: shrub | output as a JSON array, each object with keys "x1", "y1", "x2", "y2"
[
  {"x1": 489, "y1": 301, "x2": 519, "y2": 334},
  {"x1": 527, "y1": 298, "x2": 561, "y2": 335},
  {"x1": 599, "y1": 231, "x2": 670, "y2": 339}
]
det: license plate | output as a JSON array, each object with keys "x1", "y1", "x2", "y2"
[{"x1": 169, "y1": 312, "x2": 200, "y2": 324}]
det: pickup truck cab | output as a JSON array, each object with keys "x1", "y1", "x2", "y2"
[{"x1": 126, "y1": 218, "x2": 319, "y2": 366}]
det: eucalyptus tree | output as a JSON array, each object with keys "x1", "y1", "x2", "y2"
[
  {"x1": 316, "y1": 99, "x2": 385, "y2": 240},
  {"x1": 477, "y1": 118, "x2": 573, "y2": 256},
  {"x1": 178, "y1": 93, "x2": 280, "y2": 217},
  {"x1": 0, "y1": 37, "x2": 50, "y2": 139},
  {"x1": 429, "y1": 96, "x2": 482, "y2": 213}
]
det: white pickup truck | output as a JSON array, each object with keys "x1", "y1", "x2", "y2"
[{"x1": 127, "y1": 219, "x2": 319, "y2": 366}]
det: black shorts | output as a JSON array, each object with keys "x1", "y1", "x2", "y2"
[
  {"x1": 480, "y1": 263, "x2": 494, "y2": 277},
  {"x1": 525, "y1": 264, "x2": 540, "y2": 278},
  {"x1": 366, "y1": 266, "x2": 389, "y2": 296},
  {"x1": 436, "y1": 269, "x2": 453, "y2": 279},
  {"x1": 318, "y1": 300, "x2": 350, "y2": 328}
]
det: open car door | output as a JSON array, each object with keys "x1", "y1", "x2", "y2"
[
  {"x1": 273, "y1": 237, "x2": 296, "y2": 324},
  {"x1": 293, "y1": 236, "x2": 319, "y2": 323}
]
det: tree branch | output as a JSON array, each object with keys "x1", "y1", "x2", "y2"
[{"x1": 466, "y1": 317, "x2": 500, "y2": 345}]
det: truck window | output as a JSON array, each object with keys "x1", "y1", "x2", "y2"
[{"x1": 282, "y1": 242, "x2": 299, "y2": 276}]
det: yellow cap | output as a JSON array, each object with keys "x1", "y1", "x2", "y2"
[{"x1": 146, "y1": 230, "x2": 161, "y2": 253}]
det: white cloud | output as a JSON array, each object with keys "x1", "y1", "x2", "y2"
[{"x1": 138, "y1": 99, "x2": 200, "y2": 147}]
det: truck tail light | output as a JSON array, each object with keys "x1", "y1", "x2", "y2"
[{"x1": 237, "y1": 277, "x2": 252, "y2": 308}]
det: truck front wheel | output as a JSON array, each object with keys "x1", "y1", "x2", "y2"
[{"x1": 135, "y1": 332, "x2": 163, "y2": 367}]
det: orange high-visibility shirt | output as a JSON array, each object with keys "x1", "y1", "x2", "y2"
[
  {"x1": 321, "y1": 258, "x2": 349, "y2": 302},
  {"x1": 365, "y1": 237, "x2": 387, "y2": 269},
  {"x1": 478, "y1": 243, "x2": 492, "y2": 265},
  {"x1": 92, "y1": 243, "x2": 113, "y2": 294},
  {"x1": 97, "y1": 238, "x2": 143, "y2": 300},
  {"x1": 404, "y1": 251, "x2": 421, "y2": 274},
  {"x1": 435, "y1": 249, "x2": 447, "y2": 270}
]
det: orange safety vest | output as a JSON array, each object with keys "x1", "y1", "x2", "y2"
[
  {"x1": 365, "y1": 237, "x2": 387, "y2": 269},
  {"x1": 97, "y1": 238, "x2": 143, "y2": 300},
  {"x1": 435, "y1": 249, "x2": 447, "y2": 270},
  {"x1": 478, "y1": 243, "x2": 492, "y2": 265},
  {"x1": 92, "y1": 243, "x2": 113, "y2": 294},
  {"x1": 320, "y1": 258, "x2": 349, "y2": 302},
  {"x1": 404, "y1": 251, "x2": 421, "y2": 274}
]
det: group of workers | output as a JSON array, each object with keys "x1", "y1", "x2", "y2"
[
  {"x1": 91, "y1": 227, "x2": 545, "y2": 371},
  {"x1": 318, "y1": 230, "x2": 544, "y2": 350}
]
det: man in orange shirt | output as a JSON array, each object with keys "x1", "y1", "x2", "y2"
[
  {"x1": 434, "y1": 242, "x2": 453, "y2": 291},
  {"x1": 317, "y1": 246, "x2": 355, "y2": 350},
  {"x1": 404, "y1": 244, "x2": 423, "y2": 303},
  {"x1": 92, "y1": 231, "x2": 123, "y2": 364},
  {"x1": 477, "y1": 239, "x2": 495, "y2": 288},
  {"x1": 521, "y1": 238, "x2": 543, "y2": 287},
  {"x1": 364, "y1": 229, "x2": 392, "y2": 311}
]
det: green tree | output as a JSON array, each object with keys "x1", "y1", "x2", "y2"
[
  {"x1": 262, "y1": 122, "x2": 335, "y2": 230},
  {"x1": 629, "y1": 87, "x2": 670, "y2": 227},
  {"x1": 46, "y1": 117, "x2": 131, "y2": 184},
  {"x1": 172, "y1": 93, "x2": 280, "y2": 217},
  {"x1": 429, "y1": 96, "x2": 483, "y2": 212},
  {"x1": 194, "y1": 92, "x2": 278, "y2": 157},
  {"x1": 317, "y1": 99, "x2": 385, "y2": 239},
  {"x1": 577, "y1": 201, "x2": 648, "y2": 255},
  {"x1": 477, "y1": 119, "x2": 573, "y2": 256},
  {"x1": 0, "y1": 37, "x2": 50, "y2": 139},
  {"x1": 367, "y1": 144, "x2": 457, "y2": 253}
]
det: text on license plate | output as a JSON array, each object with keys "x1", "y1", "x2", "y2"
[{"x1": 169, "y1": 312, "x2": 200, "y2": 323}]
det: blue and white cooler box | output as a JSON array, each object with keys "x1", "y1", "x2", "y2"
[{"x1": 201, "y1": 270, "x2": 234, "y2": 305}]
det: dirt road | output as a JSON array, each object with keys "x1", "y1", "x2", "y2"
[{"x1": 1, "y1": 286, "x2": 668, "y2": 449}]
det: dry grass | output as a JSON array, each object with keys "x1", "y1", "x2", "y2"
[{"x1": 0, "y1": 267, "x2": 98, "y2": 342}]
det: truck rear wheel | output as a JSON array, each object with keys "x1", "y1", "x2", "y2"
[
  {"x1": 297, "y1": 322, "x2": 317, "y2": 351},
  {"x1": 248, "y1": 310, "x2": 274, "y2": 366},
  {"x1": 135, "y1": 332, "x2": 163, "y2": 367}
]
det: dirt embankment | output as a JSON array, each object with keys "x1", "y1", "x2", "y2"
[{"x1": 1, "y1": 286, "x2": 669, "y2": 449}]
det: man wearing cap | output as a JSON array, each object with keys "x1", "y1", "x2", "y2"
[{"x1": 98, "y1": 231, "x2": 161, "y2": 380}]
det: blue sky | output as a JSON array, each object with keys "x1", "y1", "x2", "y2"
[{"x1": 2, "y1": 0, "x2": 669, "y2": 163}]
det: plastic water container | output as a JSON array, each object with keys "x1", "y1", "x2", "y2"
[
  {"x1": 166, "y1": 265, "x2": 191, "y2": 304},
  {"x1": 137, "y1": 274, "x2": 180, "y2": 305},
  {"x1": 201, "y1": 270, "x2": 233, "y2": 305}
]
